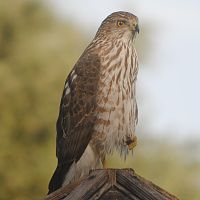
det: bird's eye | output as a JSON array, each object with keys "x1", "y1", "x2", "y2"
[{"x1": 117, "y1": 20, "x2": 125, "y2": 27}]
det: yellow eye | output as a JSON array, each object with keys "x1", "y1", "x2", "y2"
[{"x1": 117, "y1": 20, "x2": 125, "y2": 27}]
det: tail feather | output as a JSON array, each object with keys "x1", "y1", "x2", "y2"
[{"x1": 48, "y1": 163, "x2": 71, "y2": 194}]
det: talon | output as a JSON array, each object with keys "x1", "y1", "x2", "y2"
[{"x1": 126, "y1": 136, "x2": 137, "y2": 150}]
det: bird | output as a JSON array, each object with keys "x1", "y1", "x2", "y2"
[{"x1": 48, "y1": 11, "x2": 139, "y2": 194}]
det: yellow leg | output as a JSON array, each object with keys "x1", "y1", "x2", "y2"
[
  {"x1": 128, "y1": 135, "x2": 137, "y2": 150},
  {"x1": 102, "y1": 159, "x2": 108, "y2": 168}
]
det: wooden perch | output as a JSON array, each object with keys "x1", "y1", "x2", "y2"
[{"x1": 44, "y1": 169, "x2": 180, "y2": 200}]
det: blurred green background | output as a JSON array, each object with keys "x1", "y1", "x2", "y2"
[{"x1": 0, "y1": 1, "x2": 199, "y2": 200}]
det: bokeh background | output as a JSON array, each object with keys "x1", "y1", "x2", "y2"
[{"x1": 0, "y1": 0, "x2": 200, "y2": 199}]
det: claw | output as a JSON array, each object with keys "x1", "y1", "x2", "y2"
[{"x1": 126, "y1": 136, "x2": 137, "y2": 150}]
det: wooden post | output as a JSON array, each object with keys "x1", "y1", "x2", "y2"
[{"x1": 45, "y1": 169, "x2": 180, "y2": 200}]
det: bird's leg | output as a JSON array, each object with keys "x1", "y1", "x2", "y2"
[
  {"x1": 101, "y1": 154, "x2": 108, "y2": 168},
  {"x1": 102, "y1": 159, "x2": 108, "y2": 168},
  {"x1": 126, "y1": 135, "x2": 137, "y2": 150}
]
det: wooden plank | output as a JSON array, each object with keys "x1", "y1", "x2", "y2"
[
  {"x1": 116, "y1": 170, "x2": 179, "y2": 200},
  {"x1": 89, "y1": 182, "x2": 111, "y2": 200},
  {"x1": 44, "y1": 169, "x2": 180, "y2": 200},
  {"x1": 64, "y1": 170, "x2": 109, "y2": 200},
  {"x1": 133, "y1": 174, "x2": 179, "y2": 200},
  {"x1": 99, "y1": 186, "x2": 133, "y2": 200},
  {"x1": 115, "y1": 183, "x2": 141, "y2": 200},
  {"x1": 44, "y1": 178, "x2": 83, "y2": 200}
]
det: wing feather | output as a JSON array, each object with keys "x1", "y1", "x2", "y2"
[
  {"x1": 56, "y1": 53, "x2": 100, "y2": 164},
  {"x1": 48, "y1": 53, "x2": 100, "y2": 194}
]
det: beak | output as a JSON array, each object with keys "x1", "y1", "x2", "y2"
[{"x1": 135, "y1": 24, "x2": 139, "y2": 34}]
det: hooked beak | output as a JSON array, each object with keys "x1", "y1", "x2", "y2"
[
  {"x1": 131, "y1": 23, "x2": 139, "y2": 37},
  {"x1": 135, "y1": 24, "x2": 139, "y2": 34}
]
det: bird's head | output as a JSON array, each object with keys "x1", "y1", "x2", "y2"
[{"x1": 95, "y1": 11, "x2": 139, "y2": 41}]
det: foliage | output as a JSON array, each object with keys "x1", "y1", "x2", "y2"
[
  {"x1": 0, "y1": 1, "x2": 199, "y2": 200},
  {"x1": 0, "y1": 1, "x2": 85, "y2": 199}
]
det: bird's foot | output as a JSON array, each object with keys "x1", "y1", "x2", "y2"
[{"x1": 126, "y1": 135, "x2": 137, "y2": 150}]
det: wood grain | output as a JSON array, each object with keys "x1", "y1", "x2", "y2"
[{"x1": 44, "y1": 169, "x2": 180, "y2": 200}]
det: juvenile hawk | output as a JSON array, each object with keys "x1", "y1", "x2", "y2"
[{"x1": 48, "y1": 11, "x2": 139, "y2": 194}]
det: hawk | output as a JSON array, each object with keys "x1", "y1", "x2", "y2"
[{"x1": 48, "y1": 11, "x2": 139, "y2": 194}]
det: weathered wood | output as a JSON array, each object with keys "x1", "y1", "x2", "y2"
[
  {"x1": 44, "y1": 169, "x2": 180, "y2": 200},
  {"x1": 100, "y1": 186, "x2": 133, "y2": 200},
  {"x1": 65, "y1": 170, "x2": 109, "y2": 200},
  {"x1": 44, "y1": 178, "x2": 83, "y2": 200}
]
